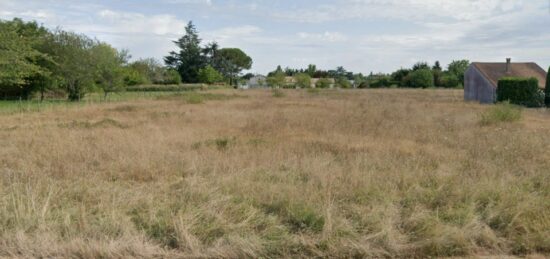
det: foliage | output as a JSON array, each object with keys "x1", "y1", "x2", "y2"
[
  {"x1": 496, "y1": 77, "x2": 543, "y2": 107},
  {"x1": 480, "y1": 101, "x2": 522, "y2": 125},
  {"x1": 267, "y1": 72, "x2": 286, "y2": 88},
  {"x1": 198, "y1": 65, "x2": 224, "y2": 84},
  {"x1": 439, "y1": 72, "x2": 460, "y2": 88},
  {"x1": 447, "y1": 60, "x2": 470, "y2": 86},
  {"x1": 165, "y1": 21, "x2": 204, "y2": 83},
  {"x1": 163, "y1": 69, "x2": 182, "y2": 85},
  {"x1": 412, "y1": 62, "x2": 430, "y2": 71},
  {"x1": 315, "y1": 78, "x2": 332, "y2": 89},
  {"x1": 407, "y1": 69, "x2": 434, "y2": 88},
  {"x1": 215, "y1": 48, "x2": 252, "y2": 86},
  {"x1": 294, "y1": 73, "x2": 311, "y2": 88},
  {"x1": 337, "y1": 77, "x2": 352, "y2": 88},
  {"x1": 92, "y1": 43, "x2": 128, "y2": 99},
  {"x1": 545, "y1": 66, "x2": 550, "y2": 107},
  {"x1": 0, "y1": 19, "x2": 52, "y2": 99}
]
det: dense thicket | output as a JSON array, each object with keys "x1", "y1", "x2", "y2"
[{"x1": 545, "y1": 66, "x2": 550, "y2": 107}]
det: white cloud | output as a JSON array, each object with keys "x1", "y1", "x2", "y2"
[{"x1": 297, "y1": 32, "x2": 348, "y2": 43}]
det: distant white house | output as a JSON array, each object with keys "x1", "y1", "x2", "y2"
[{"x1": 242, "y1": 75, "x2": 267, "y2": 89}]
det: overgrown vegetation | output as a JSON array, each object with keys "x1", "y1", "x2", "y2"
[
  {"x1": 545, "y1": 66, "x2": 550, "y2": 107},
  {"x1": 496, "y1": 77, "x2": 543, "y2": 107},
  {"x1": 0, "y1": 89, "x2": 549, "y2": 258},
  {"x1": 480, "y1": 101, "x2": 522, "y2": 125}
]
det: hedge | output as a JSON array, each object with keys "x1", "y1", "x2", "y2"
[
  {"x1": 496, "y1": 77, "x2": 543, "y2": 107},
  {"x1": 126, "y1": 84, "x2": 205, "y2": 92}
]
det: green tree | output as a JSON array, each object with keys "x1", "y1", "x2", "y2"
[
  {"x1": 267, "y1": 71, "x2": 285, "y2": 88},
  {"x1": 216, "y1": 48, "x2": 252, "y2": 86},
  {"x1": 545, "y1": 66, "x2": 550, "y2": 107},
  {"x1": 92, "y1": 43, "x2": 128, "y2": 100},
  {"x1": 412, "y1": 62, "x2": 430, "y2": 71},
  {"x1": 198, "y1": 65, "x2": 224, "y2": 84},
  {"x1": 306, "y1": 64, "x2": 317, "y2": 77},
  {"x1": 448, "y1": 60, "x2": 470, "y2": 86},
  {"x1": 165, "y1": 21, "x2": 204, "y2": 83},
  {"x1": 163, "y1": 69, "x2": 182, "y2": 85},
  {"x1": 337, "y1": 77, "x2": 351, "y2": 88},
  {"x1": 407, "y1": 69, "x2": 434, "y2": 88},
  {"x1": 294, "y1": 73, "x2": 311, "y2": 88},
  {"x1": 316, "y1": 78, "x2": 332, "y2": 89},
  {"x1": 0, "y1": 19, "x2": 49, "y2": 99},
  {"x1": 49, "y1": 30, "x2": 96, "y2": 101}
]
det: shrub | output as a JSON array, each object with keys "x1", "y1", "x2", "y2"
[
  {"x1": 315, "y1": 78, "x2": 332, "y2": 89},
  {"x1": 545, "y1": 66, "x2": 550, "y2": 107},
  {"x1": 294, "y1": 73, "x2": 311, "y2": 89},
  {"x1": 480, "y1": 101, "x2": 522, "y2": 126},
  {"x1": 496, "y1": 77, "x2": 543, "y2": 107},
  {"x1": 407, "y1": 69, "x2": 434, "y2": 88},
  {"x1": 162, "y1": 69, "x2": 182, "y2": 85},
  {"x1": 337, "y1": 77, "x2": 352, "y2": 89},
  {"x1": 440, "y1": 73, "x2": 460, "y2": 88}
]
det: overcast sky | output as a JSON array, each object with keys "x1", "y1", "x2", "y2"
[{"x1": 1, "y1": 0, "x2": 549, "y2": 74}]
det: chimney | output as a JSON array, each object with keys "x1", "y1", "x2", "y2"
[{"x1": 506, "y1": 58, "x2": 511, "y2": 73}]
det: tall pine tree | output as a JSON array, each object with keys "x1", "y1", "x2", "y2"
[{"x1": 165, "y1": 21, "x2": 205, "y2": 83}]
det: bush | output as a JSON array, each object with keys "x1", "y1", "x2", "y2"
[
  {"x1": 480, "y1": 101, "x2": 522, "y2": 126},
  {"x1": 407, "y1": 69, "x2": 434, "y2": 88},
  {"x1": 162, "y1": 69, "x2": 182, "y2": 85},
  {"x1": 496, "y1": 77, "x2": 543, "y2": 107},
  {"x1": 439, "y1": 73, "x2": 460, "y2": 88},
  {"x1": 294, "y1": 73, "x2": 311, "y2": 89},
  {"x1": 315, "y1": 78, "x2": 332, "y2": 89},
  {"x1": 545, "y1": 66, "x2": 550, "y2": 107}
]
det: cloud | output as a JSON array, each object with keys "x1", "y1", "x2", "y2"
[{"x1": 297, "y1": 32, "x2": 348, "y2": 43}]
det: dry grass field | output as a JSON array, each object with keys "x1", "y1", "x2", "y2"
[{"x1": 0, "y1": 89, "x2": 549, "y2": 258}]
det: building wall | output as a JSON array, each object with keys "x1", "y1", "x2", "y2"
[{"x1": 464, "y1": 66, "x2": 496, "y2": 104}]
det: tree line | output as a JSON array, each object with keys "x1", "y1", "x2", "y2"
[
  {"x1": 0, "y1": 18, "x2": 253, "y2": 101},
  {"x1": 260, "y1": 60, "x2": 470, "y2": 89}
]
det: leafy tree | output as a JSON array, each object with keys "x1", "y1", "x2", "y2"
[
  {"x1": 49, "y1": 30, "x2": 96, "y2": 101},
  {"x1": 412, "y1": 62, "x2": 430, "y2": 71},
  {"x1": 407, "y1": 69, "x2": 434, "y2": 88},
  {"x1": 0, "y1": 20, "x2": 49, "y2": 99},
  {"x1": 92, "y1": 43, "x2": 128, "y2": 99},
  {"x1": 306, "y1": 64, "x2": 317, "y2": 76},
  {"x1": 440, "y1": 72, "x2": 460, "y2": 88},
  {"x1": 391, "y1": 68, "x2": 410, "y2": 86},
  {"x1": 163, "y1": 69, "x2": 182, "y2": 85},
  {"x1": 198, "y1": 65, "x2": 224, "y2": 84},
  {"x1": 267, "y1": 71, "x2": 285, "y2": 88},
  {"x1": 448, "y1": 60, "x2": 470, "y2": 86},
  {"x1": 165, "y1": 21, "x2": 204, "y2": 83},
  {"x1": 545, "y1": 66, "x2": 550, "y2": 107},
  {"x1": 432, "y1": 61, "x2": 442, "y2": 71},
  {"x1": 337, "y1": 77, "x2": 352, "y2": 88},
  {"x1": 294, "y1": 73, "x2": 311, "y2": 88},
  {"x1": 216, "y1": 48, "x2": 252, "y2": 86},
  {"x1": 316, "y1": 78, "x2": 332, "y2": 89}
]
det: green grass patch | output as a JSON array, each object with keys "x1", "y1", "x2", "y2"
[{"x1": 480, "y1": 101, "x2": 522, "y2": 126}]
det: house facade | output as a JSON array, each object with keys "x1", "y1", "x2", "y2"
[{"x1": 465, "y1": 59, "x2": 547, "y2": 104}]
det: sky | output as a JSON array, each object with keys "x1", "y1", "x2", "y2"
[{"x1": 1, "y1": 0, "x2": 549, "y2": 74}]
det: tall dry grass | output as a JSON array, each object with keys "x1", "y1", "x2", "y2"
[{"x1": 0, "y1": 89, "x2": 549, "y2": 258}]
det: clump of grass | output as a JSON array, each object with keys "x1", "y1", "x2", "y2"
[
  {"x1": 480, "y1": 101, "x2": 522, "y2": 126},
  {"x1": 272, "y1": 89, "x2": 285, "y2": 98},
  {"x1": 157, "y1": 92, "x2": 244, "y2": 104}
]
